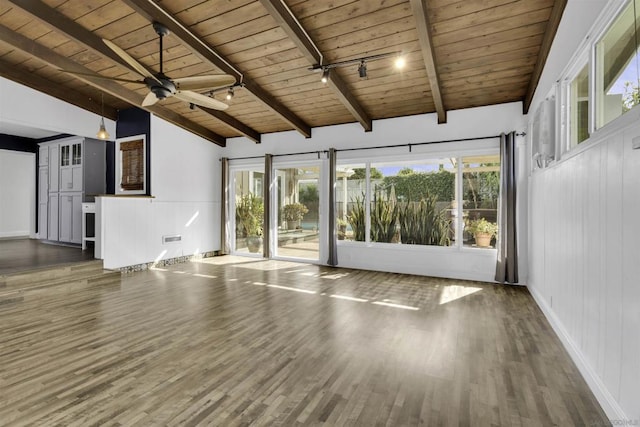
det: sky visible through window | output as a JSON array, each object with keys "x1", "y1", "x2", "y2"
[{"x1": 608, "y1": 51, "x2": 640, "y2": 96}]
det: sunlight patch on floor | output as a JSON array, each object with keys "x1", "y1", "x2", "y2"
[
  {"x1": 267, "y1": 284, "x2": 316, "y2": 294},
  {"x1": 372, "y1": 301, "x2": 419, "y2": 311},
  {"x1": 330, "y1": 294, "x2": 368, "y2": 303},
  {"x1": 439, "y1": 285, "x2": 482, "y2": 305}
]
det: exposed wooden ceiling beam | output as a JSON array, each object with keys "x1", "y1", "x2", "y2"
[
  {"x1": 410, "y1": 0, "x2": 446, "y2": 124},
  {"x1": 0, "y1": 23, "x2": 226, "y2": 146},
  {"x1": 258, "y1": 0, "x2": 372, "y2": 132},
  {"x1": 198, "y1": 107, "x2": 261, "y2": 144},
  {"x1": 0, "y1": 59, "x2": 118, "y2": 121},
  {"x1": 120, "y1": 0, "x2": 312, "y2": 139},
  {"x1": 523, "y1": 0, "x2": 567, "y2": 114},
  {"x1": 6, "y1": 0, "x2": 259, "y2": 143}
]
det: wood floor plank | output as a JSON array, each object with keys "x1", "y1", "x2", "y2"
[{"x1": 0, "y1": 256, "x2": 610, "y2": 426}]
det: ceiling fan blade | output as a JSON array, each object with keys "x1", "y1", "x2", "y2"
[
  {"x1": 103, "y1": 38, "x2": 161, "y2": 84},
  {"x1": 61, "y1": 70, "x2": 144, "y2": 85},
  {"x1": 173, "y1": 75, "x2": 236, "y2": 91},
  {"x1": 174, "y1": 90, "x2": 229, "y2": 111},
  {"x1": 142, "y1": 92, "x2": 159, "y2": 107}
]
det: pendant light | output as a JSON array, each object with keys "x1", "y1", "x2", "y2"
[{"x1": 96, "y1": 93, "x2": 110, "y2": 140}]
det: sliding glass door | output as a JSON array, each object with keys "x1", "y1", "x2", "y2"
[
  {"x1": 231, "y1": 166, "x2": 264, "y2": 256},
  {"x1": 272, "y1": 162, "x2": 321, "y2": 261}
]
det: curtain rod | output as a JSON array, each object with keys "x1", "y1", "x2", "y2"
[
  {"x1": 222, "y1": 132, "x2": 526, "y2": 161},
  {"x1": 223, "y1": 150, "x2": 329, "y2": 162},
  {"x1": 337, "y1": 132, "x2": 525, "y2": 153}
]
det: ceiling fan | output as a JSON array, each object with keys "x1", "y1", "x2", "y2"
[{"x1": 68, "y1": 22, "x2": 236, "y2": 110}]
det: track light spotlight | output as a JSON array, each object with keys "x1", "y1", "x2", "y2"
[
  {"x1": 189, "y1": 103, "x2": 195, "y2": 110},
  {"x1": 226, "y1": 87, "x2": 234, "y2": 101},
  {"x1": 358, "y1": 60, "x2": 367, "y2": 78},
  {"x1": 321, "y1": 68, "x2": 330, "y2": 84},
  {"x1": 394, "y1": 56, "x2": 406, "y2": 70}
]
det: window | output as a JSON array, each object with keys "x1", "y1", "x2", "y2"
[
  {"x1": 561, "y1": 0, "x2": 640, "y2": 153},
  {"x1": 462, "y1": 155, "x2": 500, "y2": 248},
  {"x1": 569, "y1": 63, "x2": 590, "y2": 147},
  {"x1": 338, "y1": 153, "x2": 499, "y2": 249},
  {"x1": 336, "y1": 163, "x2": 366, "y2": 241},
  {"x1": 596, "y1": 0, "x2": 640, "y2": 129},
  {"x1": 115, "y1": 135, "x2": 146, "y2": 195},
  {"x1": 369, "y1": 159, "x2": 454, "y2": 246}
]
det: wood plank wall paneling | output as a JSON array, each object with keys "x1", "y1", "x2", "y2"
[{"x1": 528, "y1": 118, "x2": 640, "y2": 420}]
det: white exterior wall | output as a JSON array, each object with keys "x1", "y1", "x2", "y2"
[
  {"x1": 98, "y1": 116, "x2": 221, "y2": 269},
  {"x1": 527, "y1": 0, "x2": 638, "y2": 420},
  {"x1": 224, "y1": 102, "x2": 528, "y2": 283},
  {"x1": 0, "y1": 149, "x2": 35, "y2": 238}
]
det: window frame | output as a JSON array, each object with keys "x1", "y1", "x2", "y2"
[
  {"x1": 336, "y1": 147, "x2": 500, "y2": 251},
  {"x1": 558, "y1": 0, "x2": 639, "y2": 156},
  {"x1": 115, "y1": 134, "x2": 146, "y2": 195}
]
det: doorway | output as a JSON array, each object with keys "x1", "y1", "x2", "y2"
[{"x1": 272, "y1": 161, "x2": 321, "y2": 262}]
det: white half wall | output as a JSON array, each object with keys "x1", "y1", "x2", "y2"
[
  {"x1": 224, "y1": 103, "x2": 528, "y2": 283},
  {"x1": 98, "y1": 115, "x2": 222, "y2": 269},
  {"x1": 0, "y1": 149, "x2": 35, "y2": 238}
]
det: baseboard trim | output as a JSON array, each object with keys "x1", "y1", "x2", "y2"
[{"x1": 528, "y1": 285, "x2": 626, "y2": 421}]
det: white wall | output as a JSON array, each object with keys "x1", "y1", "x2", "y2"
[
  {"x1": 529, "y1": 109, "x2": 640, "y2": 422},
  {"x1": 527, "y1": 0, "x2": 638, "y2": 420},
  {"x1": 98, "y1": 115, "x2": 222, "y2": 269},
  {"x1": 0, "y1": 77, "x2": 115, "y2": 139},
  {"x1": 225, "y1": 102, "x2": 528, "y2": 282},
  {"x1": 0, "y1": 149, "x2": 35, "y2": 238}
]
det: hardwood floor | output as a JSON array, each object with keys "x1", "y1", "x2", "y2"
[
  {"x1": 0, "y1": 238, "x2": 94, "y2": 275},
  {"x1": 0, "y1": 256, "x2": 609, "y2": 426}
]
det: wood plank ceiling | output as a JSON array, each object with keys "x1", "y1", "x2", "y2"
[{"x1": 0, "y1": 0, "x2": 566, "y2": 147}]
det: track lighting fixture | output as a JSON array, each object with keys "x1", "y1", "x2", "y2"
[
  {"x1": 321, "y1": 68, "x2": 330, "y2": 84},
  {"x1": 96, "y1": 93, "x2": 110, "y2": 140},
  {"x1": 310, "y1": 52, "x2": 404, "y2": 81},
  {"x1": 189, "y1": 103, "x2": 195, "y2": 110},
  {"x1": 208, "y1": 82, "x2": 244, "y2": 100},
  {"x1": 358, "y1": 60, "x2": 367, "y2": 78}
]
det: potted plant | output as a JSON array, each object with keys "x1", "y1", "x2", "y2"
[
  {"x1": 282, "y1": 203, "x2": 308, "y2": 230},
  {"x1": 236, "y1": 193, "x2": 264, "y2": 253},
  {"x1": 337, "y1": 218, "x2": 348, "y2": 240},
  {"x1": 466, "y1": 218, "x2": 498, "y2": 248}
]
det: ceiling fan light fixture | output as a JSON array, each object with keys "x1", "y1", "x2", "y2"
[
  {"x1": 152, "y1": 85, "x2": 173, "y2": 100},
  {"x1": 358, "y1": 60, "x2": 367, "y2": 78},
  {"x1": 321, "y1": 68, "x2": 330, "y2": 84}
]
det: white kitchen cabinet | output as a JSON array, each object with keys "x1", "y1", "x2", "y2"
[
  {"x1": 59, "y1": 192, "x2": 82, "y2": 244},
  {"x1": 39, "y1": 145, "x2": 48, "y2": 166},
  {"x1": 39, "y1": 137, "x2": 105, "y2": 246},
  {"x1": 48, "y1": 193, "x2": 59, "y2": 241},
  {"x1": 38, "y1": 166, "x2": 48, "y2": 239},
  {"x1": 48, "y1": 143, "x2": 59, "y2": 192}
]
